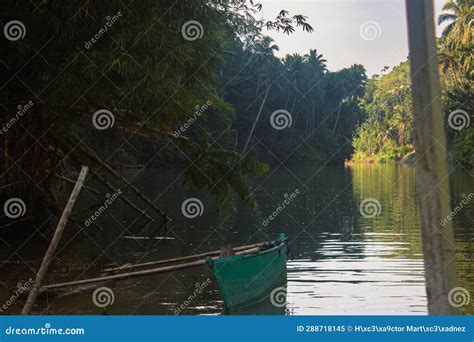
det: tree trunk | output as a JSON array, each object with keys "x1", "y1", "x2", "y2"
[
  {"x1": 332, "y1": 103, "x2": 342, "y2": 137},
  {"x1": 243, "y1": 84, "x2": 271, "y2": 154},
  {"x1": 406, "y1": 0, "x2": 458, "y2": 315}
]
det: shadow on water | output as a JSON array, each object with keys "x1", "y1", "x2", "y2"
[{"x1": 0, "y1": 164, "x2": 472, "y2": 315}]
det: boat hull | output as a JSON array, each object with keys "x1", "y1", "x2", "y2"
[{"x1": 208, "y1": 242, "x2": 287, "y2": 309}]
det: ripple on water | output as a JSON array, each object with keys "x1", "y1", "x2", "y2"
[{"x1": 287, "y1": 233, "x2": 428, "y2": 315}]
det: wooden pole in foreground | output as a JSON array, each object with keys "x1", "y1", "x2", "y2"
[
  {"x1": 21, "y1": 166, "x2": 89, "y2": 315},
  {"x1": 405, "y1": 0, "x2": 458, "y2": 314}
]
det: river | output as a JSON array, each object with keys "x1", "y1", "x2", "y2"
[{"x1": 1, "y1": 164, "x2": 473, "y2": 315}]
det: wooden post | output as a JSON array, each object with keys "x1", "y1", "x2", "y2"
[
  {"x1": 21, "y1": 166, "x2": 89, "y2": 315},
  {"x1": 220, "y1": 244, "x2": 234, "y2": 258},
  {"x1": 405, "y1": 0, "x2": 458, "y2": 314}
]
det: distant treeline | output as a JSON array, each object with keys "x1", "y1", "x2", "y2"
[
  {"x1": 217, "y1": 38, "x2": 367, "y2": 165},
  {"x1": 352, "y1": 0, "x2": 473, "y2": 168}
]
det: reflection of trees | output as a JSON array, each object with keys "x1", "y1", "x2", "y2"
[
  {"x1": 350, "y1": 163, "x2": 473, "y2": 314},
  {"x1": 246, "y1": 166, "x2": 363, "y2": 260},
  {"x1": 350, "y1": 163, "x2": 421, "y2": 257},
  {"x1": 450, "y1": 169, "x2": 474, "y2": 314}
]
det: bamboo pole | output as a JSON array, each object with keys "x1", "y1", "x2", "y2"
[
  {"x1": 102, "y1": 238, "x2": 286, "y2": 274},
  {"x1": 37, "y1": 247, "x2": 261, "y2": 292},
  {"x1": 405, "y1": 0, "x2": 458, "y2": 314},
  {"x1": 21, "y1": 166, "x2": 89, "y2": 315}
]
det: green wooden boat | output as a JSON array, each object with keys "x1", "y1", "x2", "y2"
[{"x1": 206, "y1": 234, "x2": 288, "y2": 309}]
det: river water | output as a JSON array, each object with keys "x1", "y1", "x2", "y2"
[{"x1": 1, "y1": 164, "x2": 473, "y2": 315}]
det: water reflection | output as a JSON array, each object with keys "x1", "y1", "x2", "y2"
[
  {"x1": 288, "y1": 232, "x2": 426, "y2": 315},
  {"x1": 0, "y1": 164, "x2": 472, "y2": 315}
]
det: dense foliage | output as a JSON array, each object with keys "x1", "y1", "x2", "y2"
[
  {"x1": 0, "y1": 1, "x2": 313, "y2": 229},
  {"x1": 221, "y1": 37, "x2": 367, "y2": 165},
  {"x1": 352, "y1": 62, "x2": 413, "y2": 163},
  {"x1": 1, "y1": 0, "x2": 371, "y2": 234},
  {"x1": 352, "y1": 0, "x2": 473, "y2": 167},
  {"x1": 3, "y1": 0, "x2": 364, "y2": 233},
  {"x1": 3, "y1": 0, "x2": 467, "y2": 235}
]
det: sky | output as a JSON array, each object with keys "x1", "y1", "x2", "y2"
[{"x1": 259, "y1": 0, "x2": 447, "y2": 76}]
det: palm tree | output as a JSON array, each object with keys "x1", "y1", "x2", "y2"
[
  {"x1": 329, "y1": 65, "x2": 367, "y2": 136},
  {"x1": 283, "y1": 54, "x2": 309, "y2": 116},
  {"x1": 304, "y1": 49, "x2": 328, "y2": 77},
  {"x1": 251, "y1": 36, "x2": 280, "y2": 92},
  {"x1": 253, "y1": 36, "x2": 279, "y2": 58},
  {"x1": 438, "y1": 1, "x2": 472, "y2": 82},
  {"x1": 437, "y1": 38, "x2": 465, "y2": 86},
  {"x1": 302, "y1": 50, "x2": 327, "y2": 137},
  {"x1": 438, "y1": 0, "x2": 473, "y2": 48},
  {"x1": 242, "y1": 37, "x2": 281, "y2": 153}
]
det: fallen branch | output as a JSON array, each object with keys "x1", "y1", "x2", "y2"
[
  {"x1": 75, "y1": 141, "x2": 170, "y2": 224},
  {"x1": 58, "y1": 142, "x2": 153, "y2": 223},
  {"x1": 91, "y1": 172, "x2": 153, "y2": 222}
]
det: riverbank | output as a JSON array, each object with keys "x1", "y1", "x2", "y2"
[{"x1": 345, "y1": 150, "x2": 417, "y2": 166}]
